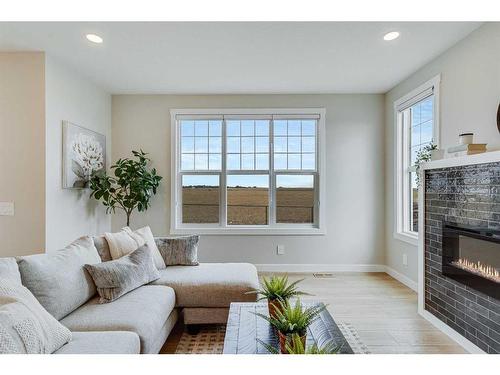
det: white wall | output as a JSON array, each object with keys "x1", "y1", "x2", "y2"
[
  {"x1": 0, "y1": 52, "x2": 46, "y2": 256},
  {"x1": 45, "y1": 56, "x2": 112, "y2": 251},
  {"x1": 112, "y1": 94, "x2": 385, "y2": 266},
  {"x1": 385, "y1": 23, "x2": 500, "y2": 281}
]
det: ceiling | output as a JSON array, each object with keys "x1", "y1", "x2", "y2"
[{"x1": 0, "y1": 22, "x2": 482, "y2": 94}]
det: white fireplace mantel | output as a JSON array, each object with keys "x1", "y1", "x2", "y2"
[{"x1": 417, "y1": 150, "x2": 500, "y2": 354}]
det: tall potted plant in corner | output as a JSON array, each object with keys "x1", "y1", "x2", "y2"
[
  {"x1": 246, "y1": 275, "x2": 310, "y2": 319},
  {"x1": 90, "y1": 150, "x2": 162, "y2": 226}
]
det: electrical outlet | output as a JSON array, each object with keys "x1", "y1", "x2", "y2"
[
  {"x1": 277, "y1": 244, "x2": 285, "y2": 255},
  {"x1": 0, "y1": 202, "x2": 14, "y2": 216},
  {"x1": 403, "y1": 253, "x2": 408, "y2": 267}
]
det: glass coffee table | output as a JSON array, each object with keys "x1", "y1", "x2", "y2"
[{"x1": 223, "y1": 302, "x2": 353, "y2": 354}]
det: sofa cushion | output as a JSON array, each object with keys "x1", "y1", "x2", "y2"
[
  {"x1": 0, "y1": 279, "x2": 72, "y2": 354},
  {"x1": 0, "y1": 257, "x2": 22, "y2": 284},
  {"x1": 155, "y1": 235, "x2": 199, "y2": 266},
  {"x1": 17, "y1": 236, "x2": 101, "y2": 320},
  {"x1": 60, "y1": 285, "x2": 175, "y2": 354},
  {"x1": 84, "y1": 245, "x2": 160, "y2": 303},
  {"x1": 54, "y1": 331, "x2": 140, "y2": 354},
  {"x1": 151, "y1": 263, "x2": 259, "y2": 308},
  {"x1": 105, "y1": 226, "x2": 165, "y2": 270}
]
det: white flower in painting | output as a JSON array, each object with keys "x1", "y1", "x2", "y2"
[{"x1": 71, "y1": 133, "x2": 104, "y2": 180}]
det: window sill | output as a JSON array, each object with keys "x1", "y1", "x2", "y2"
[
  {"x1": 170, "y1": 227, "x2": 326, "y2": 236},
  {"x1": 393, "y1": 231, "x2": 419, "y2": 246}
]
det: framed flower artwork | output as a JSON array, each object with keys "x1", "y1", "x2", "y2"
[{"x1": 62, "y1": 121, "x2": 106, "y2": 189}]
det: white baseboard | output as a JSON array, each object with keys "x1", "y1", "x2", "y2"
[
  {"x1": 384, "y1": 266, "x2": 418, "y2": 292},
  {"x1": 255, "y1": 264, "x2": 386, "y2": 273},
  {"x1": 419, "y1": 309, "x2": 485, "y2": 354}
]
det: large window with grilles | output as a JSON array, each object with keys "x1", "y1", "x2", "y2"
[{"x1": 170, "y1": 109, "x2": 326, "y2": 235}]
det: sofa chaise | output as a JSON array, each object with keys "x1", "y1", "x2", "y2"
[{"x1": 1, "y1": 235, "x2": 259, "y2": 354}]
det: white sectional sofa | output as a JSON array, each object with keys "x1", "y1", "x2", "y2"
[{"x1": 2, "y1": 236, "x2": 259, "y2": 354}]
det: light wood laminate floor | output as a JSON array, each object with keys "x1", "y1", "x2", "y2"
[{"x1": 162, "y1": 272, "x2": 467, "y2": 354}]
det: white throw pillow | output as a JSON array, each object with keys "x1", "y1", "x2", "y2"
[
  {"x1": 0, "y1": 279, "x2": 72, "y2": 354},
  {"x1": 104, "y1": 226, "x2": 166, "y2": 270}
]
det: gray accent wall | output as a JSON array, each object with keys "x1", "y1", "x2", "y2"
[{"x1": 111, "y1": 94, "x2": 385, "y2": 266}]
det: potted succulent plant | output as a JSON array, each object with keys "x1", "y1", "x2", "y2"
[
  {"x1": 246, "y1": 275, "x2": 310, "y2": 319},
  {"x1": 255, "y1": 299, "x2": 327, "y2": 354},
  {"x1": 258, "y1": 333, "x2": 341, "y2": 354}
]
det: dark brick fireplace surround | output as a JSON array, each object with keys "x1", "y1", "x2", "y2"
[{"x1": 425, "y1": 161, "x2": 500, "y2": 353}]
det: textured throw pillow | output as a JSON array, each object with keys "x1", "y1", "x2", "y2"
[
  {"x1": 16, "y1": 236, "x2": 101, "y2": 320},
  {"x1": 104, "y1": 226, "x2": 165, "y2": 270},
  {"x1": 0, "y1": 257, "x2": 22, "y2": 284},
  {"x1": 156, "y1": 235, "x2": 200, "y2": 266},
  {"x1": 84, "y1": 244, "x2": 160, "y2": 303},
  {"x1": 92, "y1": 235, "x2": 112, "y2": 262},
  {"x1": 0, "y1": 279, "x2": 72, "y2": 354}
]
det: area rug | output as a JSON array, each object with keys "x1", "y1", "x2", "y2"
[{"x1": 174, "y1": 322, "x2": 370, "y2": 354}]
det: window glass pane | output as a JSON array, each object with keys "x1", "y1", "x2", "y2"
[
  {"x1": 209, "y1": 154, "x2": 221, "y2": 170},
  {"x1": 241, "y1": 154, "x2": 254, "y2": 170},
  {"x1": 241, "y1": 120, "x2": 254, "y2": 136},
  {"x1": 227, "y1": 137, "x2": 240, "y2": 153},
  {"x1": 420, "y1": 97, "x2": 433, "y2": 123},
  {"x1": 241, "y1": 137, "x2": 254, "y2": 153},
  {"x1": 255, "y1": 120, "x2": 269, "y2": 136},
  {"x1": 411, "y1": 146, "x2": 420, "y2": 165},
  {"x1": 227, "y1": 120, "x2": 240, "y2": 136},
  {"x1": 195, "y1": 137, "x2": 208, "y2": 153},
  {"x1": 276, "y1": 175, "x2": 314, "y2": 223},
  {"x1": 181, "y1": 120, "x2": 194, "y2": 136},
  {"x1": 255, "y1": 137, "x2": 269, "y2": 153},
  {"x1": 411, "y1": 104, "x2": 420, "y2": 125},
  {"x1": 302, "y1": 137, "x2": 315, "y2": 153},
  {"x1": 182, "y1": 175, "x2": 219, "y2": 223},
  {"x1": 410, "y1": 172, "x2": 418, "y2": 232},
  {"x1": 420, "y1": 121, "x2": 433, "y2": 144},
  {"x1": 195, "y1": 120, "x2": 208, "y2": 136},
  {"x1": 274, "y1": 120, "x2": 287, "y2": 135},
  {"x1": 181, "y1": 137, "x2": 194, "y2": 153},
  {"x1": 195, "y1": 154, "x2": 208, "y2": 170},
  {"x1": 209, "y1": 137, "x2": 221, "y2": 153},
  {"x1": 288, "y1": 154, "x2": 301, "y2": 169},
  {"x1": 227, "y1": 175, "x2": 269, "y2": 225},
  {"x1": 274, "y1": 137, "x2": 287, "y2": 152},
  {"x1": 411, "y1": 124, "x2": 420, "y2": 147},
  {"x1": 274, "y1": 153, "x2": 287, "y2": 169},
  {"x1": 288, "y1": 137, "x2": 301, "y2": 153},
  {"x1": 255, "y1": 154, "x2": 269, "y2": 170},
  {"x1": 209, "y1": 120, "x2": 221, "y2": 136},
  {"x1": 181, "y1": 154, "x2": 194, "y2": 170},
  {"x1": 302, "y1": 153, "x2": 315, "y2": 169},
  {"x1": 227, "y1": 154, "x2": 240, "y2": 170},
  {"x1": 288, "y1": 120, "x2": 301, "y2": 136},
  {"x1": 301, "y1": 120, "x2": 316, "y2": 136}
]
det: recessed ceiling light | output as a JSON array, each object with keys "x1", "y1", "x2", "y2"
[
  {"x1": 383, "y1": 31, "x2": 400, "y2": 41},
  {"x1": 86, "y1": 34, "x2": 103, "y2": 44}
]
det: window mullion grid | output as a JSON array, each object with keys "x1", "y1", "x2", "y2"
[
  {"x1": 269, "y1": 118, "x2": 275, "y2": 226},
  {"x1": 221, "y1": 118, "x2": 228, "y2": 228}
]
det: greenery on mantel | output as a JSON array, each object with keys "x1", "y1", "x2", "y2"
[
  {"x1": 90, "y1": 150, "x2": 162, "y2": 226},
  {"x1": 414, "y1": 143, "x2": 437, "y2": 186}
]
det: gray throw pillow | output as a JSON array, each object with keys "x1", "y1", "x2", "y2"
[
  {"x1": 84, "y1": 245, "x2": 160, "y2": 303},
  {"x1": 16, "y1": 236, "x2": 101, "y2": 320},
  {"x1": 155, "y1": 235, "x2": 199, "y2": 266},
  {"x1": 0, "y1": 257, "x2": 22, "y2": 284}
]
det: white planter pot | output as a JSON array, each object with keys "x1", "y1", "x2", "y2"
[{"x1": 431, "y1": 149, "x2": 445, "y2": 161}]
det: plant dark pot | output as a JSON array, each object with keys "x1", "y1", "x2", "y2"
[
  {"x1": 268, "y1": 299, "x2": 285, "y2": 320},
  {"x1": 278, "y1": 331, "x2": 307, "y2": 354}
]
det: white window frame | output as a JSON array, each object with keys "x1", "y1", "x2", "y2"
[
  {"x1": 394, "y1": 75, "x2": 441, "y2": 245},
  {"x1": 170, "y1": 108, "x2": 326, "y2": 235}
]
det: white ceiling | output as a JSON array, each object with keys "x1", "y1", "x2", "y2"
[{"x1": 0, "y1": 22, "x2": 482, "y2": 94}]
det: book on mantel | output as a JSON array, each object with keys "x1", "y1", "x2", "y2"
[{"x1": 447, "y1": 143, "x2": 487, "y2": 156}]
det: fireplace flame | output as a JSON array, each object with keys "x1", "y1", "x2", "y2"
[{"x1": 452, "y1": 258, "x2": 500, "y2": 283}]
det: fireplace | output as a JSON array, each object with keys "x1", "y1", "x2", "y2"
[{"x1": 442, "y1": 222, "x2": 500, "y2": 300}]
